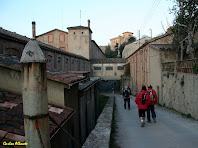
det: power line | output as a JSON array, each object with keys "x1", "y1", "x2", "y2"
[
  {"x1": 140, "y1": 0, "x2": 161, "y2": 32},
  {"x1": 140, "y1": 0, "x2": 159, "y2": 30}
]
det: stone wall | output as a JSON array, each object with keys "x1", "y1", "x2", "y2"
[
  {"x1": 161, "y1": 72, "x2": 198, "y2": 119},
  {"x1": 82, "y1": 96, "x2": 114, "y2": 148}
]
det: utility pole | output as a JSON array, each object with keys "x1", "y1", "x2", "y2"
[
  {"x1": 80, "y1": 10, "x2": 81, "y2": 26},
  {"x1": 20, "y1": 22, "x2": 51, "y2": 148},
  {"x1": 149, "y1": 29, "x2": 152, "y2": 39},
  {"x1": 138, "y1": 30, "x2": 140, "y2": 48}
]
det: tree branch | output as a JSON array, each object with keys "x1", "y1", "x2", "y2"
[{"x1": 177, "y1": 22, "x2": 187, "y2": 27}]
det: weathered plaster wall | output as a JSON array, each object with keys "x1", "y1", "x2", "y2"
[
  {"x1": 47, "y1": 80, "x2": 65, "y2": 107},
  {"x1": 68, "y1": 29, "x2": 90, "y2": 59},
  {"x1": 0, "y1": 66, "x2": 21, "y2": 94},
  {"x1": 161, "y1": 72, "x2": 198, "y2": 119},
  {"x1": 0, "y1": 65, "x2": 66, "y2": 107},
  {"x1": 92, "y1": 63, "x2": 125, "y2": 80},
  {"x1": 36, "y1": 30, "x2": 68, "y2": 52}
]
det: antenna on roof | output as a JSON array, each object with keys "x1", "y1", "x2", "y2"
[
  {"x1": 80, "y1": 10, "x2": 81, "y2": 26},
  {"x1": 62, "y1": 12, "x2": 63, "y2": 30}
]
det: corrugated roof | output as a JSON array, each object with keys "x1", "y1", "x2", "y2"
[
  {"x1": 0, "y1": 91, "x2": 74, "y2": 145},
  {"x1": 91, "y1": 58, "x2": 127, "y2": 64},
  {"x1": 78, "y1": 77, "x2": 100, "y2": 91}
]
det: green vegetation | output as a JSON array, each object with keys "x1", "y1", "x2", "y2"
[
  {"x1": 110, "y1": 104, "x2": 120, "y2": 148},
  {"x1": 193, "y1": 65, "x2": 198, "y2": 74},
  {"x1": 105, "y1": 36, "x2": 136, "y2": 58},
  {"x1": 105, "y1": 44, "x2": 118, "y2": 58},
  {"x1": 118, "y1": 36, "x2": 136, "y2": 57},
  {"x1": 99, "y1": 95, "x2": 109, "y2": 114}
]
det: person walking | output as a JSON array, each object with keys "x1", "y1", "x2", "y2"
[
  {"x1": 147, "y1": 85, "x2": 158, "y2": 123},
  {"x1": 123, "y1": 86, "x2": 130, "y2": 110},
  {"x1": 127, "y1": 86, "x2": 132, "y2": 95},
  {"x1": 135, "y1": 85, "x2": 150, "y2": 127}
]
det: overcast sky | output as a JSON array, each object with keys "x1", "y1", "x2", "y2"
[{"x1": 0, "y1": 0, "x2": 175, "y2": 45}]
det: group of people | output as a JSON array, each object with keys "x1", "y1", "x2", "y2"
[{"x1": 123, "y1": 85, "x2": 158, "y2": 127}]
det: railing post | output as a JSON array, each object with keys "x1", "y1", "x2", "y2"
[
  {"x1": 174, "y1": 61, "x2": 177, "y2": 72},
  {"x1": 20, "y1": 39, "x2": 51, "y2": 148}
]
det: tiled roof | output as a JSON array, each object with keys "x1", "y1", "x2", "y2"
[
  {"x1": 47, "y1": 71, "x2": 85, "y2": 84},
  {"x1": 69, "y1": 71, "x2": 90, "y2": 74},
  {"x1": 122, "y1": 32, "x2": 133, "y2": 34},
  {"x1": 0, "y1": 91, "x2": 74, "y2": 147},
  {"x1": 36, "y1": 29, "x2": 68, "y2": 37},
  {"x1": 67, "y1": 26, "x2": 93, "y2": 33},
  {"x1": 0, "y1": 55, "x2": 86, "y2": 84},
  {"x1": 127, "y1": 32, "x2": 173, "y2": 58},
  {"x1": 0, "y1": 27, "x2": 89, "y2": 61},
  {"x1": 91, "y1": 58, "x2": 127, "y2": 64},
  {"x1": 0, "y1": 55, "x2": 21, "y2": 71},
  {"x1": 149, "y1": 44, "x2": 172, "y2": 50}
]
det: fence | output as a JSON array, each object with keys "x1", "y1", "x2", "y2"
[{"x1": 162, "y1": 59, "x2": 198, "y2": 74}]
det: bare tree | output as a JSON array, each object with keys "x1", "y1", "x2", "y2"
[{"x1": 171, "y1": 0, "x2": 198, "y2": 59}]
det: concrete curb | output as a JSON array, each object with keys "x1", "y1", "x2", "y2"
[{"x1": 82, "y1": 96, "x2": 115, "y2": 148}]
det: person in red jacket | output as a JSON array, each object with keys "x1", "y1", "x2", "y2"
[
  {"x1": 135, "y1": 85, "x2": 151, "y2": 127},
  {"x1": 147, "y1": 85, "x2": 158, "y2": 123}
]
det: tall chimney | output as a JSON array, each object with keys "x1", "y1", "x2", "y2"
[
  {"x1": 20, "y1": 39, "x2": 50, "y2": 148},
  {"x1": 32, "y1": 21, "x2": 36, "y2": 39},
  {"x1": 88, "y1": 19, "x2": 90, "y2": 28}
]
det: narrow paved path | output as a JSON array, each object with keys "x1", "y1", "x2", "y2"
[{"x1": 112, "y1": 93, "x2": 198, "y2": 148}]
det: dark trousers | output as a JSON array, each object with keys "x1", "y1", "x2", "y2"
[
  {"x1": 124, "y1": 98, "x2": 130, "y2": 109},
  {"x1": 147, "y1": 105, "x2": 156, "y2": 121},
  {"x1": 138, "y1": 109, "x2": 146, "y2": 117}
]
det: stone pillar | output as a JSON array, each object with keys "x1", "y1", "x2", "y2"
[{"x1": 20, "y1": 39, "x2": 51, "y2": 148}]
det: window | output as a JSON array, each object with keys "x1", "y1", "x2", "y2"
[
  {"x1": 82, "y1": 32, "x2": 83, "y2": 34},
  {"x1": 106, "y1": 67, "x2": 113, "y2": 70},
  {"x1": 48, "y1": 34, "x2": 54, "y2": 43},
  {"x1": 94, "y1": 67, "x2": 101, "y2": 70},
  {"x1": 59, "y1": 33, "x2": 65, "y2": 43},
  {"x1": 46, "y1": 55, "x2": 53, "y2": 69},
  {"x1": 117, "y1": 66, "x2": 124, "y2": 70},
  {"x1": 5, "y1": 48, "x2": 19, "y2": 58},
  {"x1": 58, "y1": 57, "x2": 61, "y2": 64},
  {"x1": 73, "y1": 32, "x2": 75, "y2": 34},
  {"x1": 65, "y1": 58, "x2": 68, "y2": 64}
]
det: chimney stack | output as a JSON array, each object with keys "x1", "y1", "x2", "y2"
[
  {"x1": 32, "y1": 21, "x2": 36, "y2": 39},
  {"x1": 88, "y1": 19, "x2": 90, "y2": 28}
]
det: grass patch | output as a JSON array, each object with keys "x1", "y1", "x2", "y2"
[
  {"x1": 99, "y1": 95, "x2": 109, "y2": 114},
  {"x1": 158, "y1": 103, "x2": 195, "y2": 120},
  {"x1": 110, "y1": 103, "x2": 120, "y2": 148}
]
